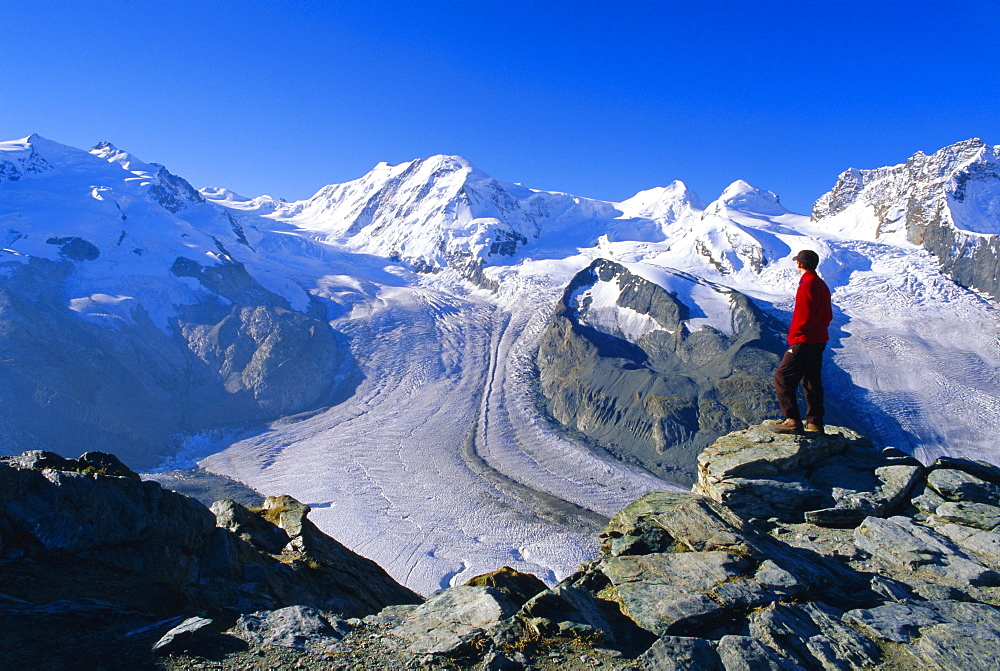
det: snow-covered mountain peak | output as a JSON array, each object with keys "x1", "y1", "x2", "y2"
[
  {"x1": 202, "y1": 187, "x2": 287, "y2": 215},
  {"x1": 0, "y1": 134, "x2": 305, "y2": 326},
  {"x1": 0, "y1": 134, "x2": 34, "y2": 152},
  {"x1": 811, "y1": 137, "x2": 1000, "y2": 299},
  {"x1": 90, "y1": 140, "x2": 152, "y2": 173},
  {"x1": 280, "y1": 153, "x2": 607, "y2": 278},
  {"x1": 1, "y1": 133, "x2": 76, "y2": 159},
  {"x1": 706, "y1": 180, "x2": 789, "y2": 217},
  {"x1": 201, "y1": 186, "x2": 249, "y2": 202},
  {"x1": 617, "y1": 180, "x2": 706, "y2": 225},
  {"x1": 411, "y1": 153, "x2": 475, "y2": 174},
  {"x1": 813, "y1": 138, "x2": 1000, "y2": 225},
  {"x1": 0, "y1": 134, "x2": 59, "y2": 183}
]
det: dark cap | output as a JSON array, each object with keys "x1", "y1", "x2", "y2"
[{"x1": 793, "y1": 249, "x2": 820, "y2": 270}]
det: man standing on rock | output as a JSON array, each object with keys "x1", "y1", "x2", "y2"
[{"x1": 769, "y1": 249, "x2": 833, "y2": 435}]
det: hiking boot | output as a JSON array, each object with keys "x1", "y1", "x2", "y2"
[
  {"x1": 767, "y1": 418, "x2": 803, "y2": 434},
  {"x1": 804, "y1": 421, "x2": 825, "y2": 434}
]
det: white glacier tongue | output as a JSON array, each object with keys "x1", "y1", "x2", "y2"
[{"x1": 200, "y1": 286, "x2": 671, "y2": 596}]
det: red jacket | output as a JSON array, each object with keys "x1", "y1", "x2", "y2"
[{"x1": 788, "y1": 270, "x2": 832, "y2": 344}]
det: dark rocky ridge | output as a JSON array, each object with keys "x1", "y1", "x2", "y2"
[
  {"x1": 537, "y1": 259, "x2": 784, "y2": 486},
  {"x1": 0, "y1": 450, "x2": 419, "y2": 614},
  {"x1": 0, "y1": 449, "x2": 420, "y2": 668}
]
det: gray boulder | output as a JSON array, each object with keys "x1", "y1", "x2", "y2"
[
  {"x1": 815, "y1": 457, "x2": 925, "y2": 525},
  {"x1": 716, "y1": 635, "x2": 803, "y2": 670},
  {"x1": 712, "y1": 475, "x2": 825, "y2": 521},
  {"x1": 754, "y1": 560, "x2": 805, "y2": 598},
  {"x1": 211, "y1": 497, "x2": 289, "y2": 553},
  {"x1": 749, "y1": 601, "x2": 881, "y2": 671},
  {"x1": 695, "y1": 424, "x2": 921, "y2": 525},
  {"x1": 391, "y1": 586, "x2": 519, "y2": 655},
  {"x1": 639, "y1": 635, "x2": 721, "y2": 670},
  {"x1": 961, "y1": 528, "x2": 1000, "y2": 559},
  {"x1": 708, "y1": 578, "x2": 773, "y2": 610},
  {"x1": 907, "y1": 623, "x2": 1000, "y2": 671},
  {"x1": 151, "y1": 616, "x2": 216, "y2": 655},
  {"x1": 933, "y1": 501, "x2": 1000, "y2": 531},
  {"x1": 873, "y1": 463, "x2": 926, "y2": 512},
  {"x1": 912, "y1": 482, "x2": 950, "y2": 517},
  {"x1": 236, "y1": 605, "x2": 351, "y2": 651},
  {"x1": 600, "y1": 490, "x2": 691, "y2": 557},
  {"x1": 854, "y1": 516, "x2": 1000, "y2": 586},
  {"x1": 600, "y1": 551, "x2": 750, "y2": 635},
  {"x1": 517, "y1": 581, "x2": 618, "y2": 643},
  {"x1": 926, "y1": 469, "x2": 1000, "y2": 505},
  {"x1": 843, "y1": 602, "x2": 946, "y2": 643},
  {"x1": 925, "y1": 600, "x2": 1000, "y2": 630},
  {"x1": 462, "y1": 566, "x2": 547, "y2": 608},
  {"x1": 933, "y1": 456, "x2": 1000, "y2": 485},
  {"x1": 695, "y1": 424, "x2": 854, "y2": 485}
]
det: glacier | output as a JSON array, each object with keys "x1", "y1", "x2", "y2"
[{"x1": 3, "y1": 135, "x2": 999, "y2": 596}]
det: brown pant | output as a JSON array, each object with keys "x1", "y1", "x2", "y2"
[{"x1": 774, "y1": 342, "x2": 826, "y2": 423}]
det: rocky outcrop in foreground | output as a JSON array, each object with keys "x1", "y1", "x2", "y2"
[
  {"x1": 0, "y1": 450, "x2": 419, "y2": 668},
  {"x1": 5, "y1": 425, "x2": 1000, "y2": 670},
  {"x1": 342, "y1": 425, "x2": 1000, "y2": 670}
]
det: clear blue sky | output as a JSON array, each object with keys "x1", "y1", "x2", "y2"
[{"x1": 2, "y1": 1, "x2": 998, "y2": 214}]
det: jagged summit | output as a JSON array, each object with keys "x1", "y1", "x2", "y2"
[
  {"x1": 812, "y1": 137, "x2": 999, "y2": 230},
  {"x1": 89, "y1": 139, "x2": 152, "y2": 172},
  {"x1": 812, "y1": 137, "x2": 1000, "y2": 298}
]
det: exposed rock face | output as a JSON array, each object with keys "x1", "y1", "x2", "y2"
[
  {"x1": 537, "y1": 259, "x2": 783, "y2": 485},
  {"x1": 813, "y1": 138, "x2": 1000, "y2": 299},
  {"x1": 0, "y1": 451, "x2": 420, "y2": 617},
  {"x1": 235, "y1": 605, "x2": 351, "y2": 652},
  {"x1": 0, "y1": 256, "x2": 354, "y2": 468}
]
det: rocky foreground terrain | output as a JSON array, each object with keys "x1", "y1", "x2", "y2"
[{"x1": 3, "y1": 425, "x2": 1000, "y2": 670}]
